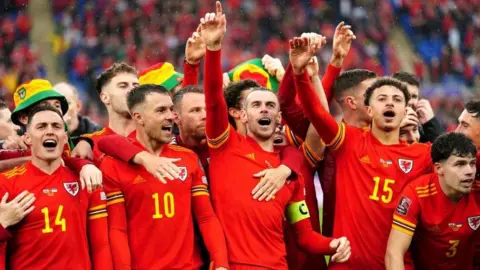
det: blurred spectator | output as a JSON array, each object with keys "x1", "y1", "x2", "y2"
[
  {"x1": 0, "y1": 99, "x2": 20, "y2": 141},
  {"x1": 54, "y1": 82, "x2": 102, "y2": 137}
]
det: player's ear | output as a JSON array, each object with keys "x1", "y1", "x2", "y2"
[
  {"x1": 276, "y1": 111, "x2": 282, "y2": 126},
  {"x1": 345, "y1": 96, "x2": 357, "y2": 110},
  {"x1": 132, "y1": 111, "x2": 143, "y2": 125},
  {"x1": 24, "y1": 133, "x2": 31, "y2": 145},
  {"x1": 366, "y1": 105, "x2": 373, "y2": 118},
  {"x1": 434, "y1": 162, "x2": 443, "y2": 175},
  {"x1": 229, "y1": 107, "x2": 241, "y2": 119},
  {"x1": 240, "y1": 109, "x2": 248, "y2": 124},
  {"x1": 99, "y1": 91, "x2": 109, "y2": 105},
  {"x1": 173, "y1": 110, "x2": 181, "y2": 125}
]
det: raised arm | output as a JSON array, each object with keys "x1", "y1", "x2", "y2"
[
  {"x1": 201, "y1": 2, "x2": 229, "y2": 141},
  {"x1": 88, "y1": 189, "x2": 113, "y2": 270},
  {"x1": 191, "y1": 157, "x2": 228, "y2": 269},
  {"x1": 290, "y1": 35, "x2": 342, "y2": 146},
  {"x1": 183, "y1": 24, "x2": 205, "y2": 87}
]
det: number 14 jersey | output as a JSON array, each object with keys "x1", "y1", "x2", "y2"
[{"x1": 328, "y1": 125, "x2": 432, "y2": 270}]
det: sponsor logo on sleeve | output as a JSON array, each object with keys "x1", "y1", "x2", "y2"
[{"x1": 396, "y1": 196, "x2": 411, "y2": 215}]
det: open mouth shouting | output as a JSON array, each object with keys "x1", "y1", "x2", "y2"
[
  {"x1": 257, "y1": 117, "x2": 272, "y2": 127},
  {"x1": 161, "y1": 124, "x2": 173, "y2": 133},
  {"x1": 383, "y1": 109, "x2": 396, "y2": 122},
  {"x1": 42, "y1": 139, "x2": 58, "y2": 152}
]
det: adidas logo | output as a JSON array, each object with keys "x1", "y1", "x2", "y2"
[
  {"x1": 360, "y1": 155, "x2": 371, "y2": 164},
  {"x1": 133, "y1": 175, "x2": 146, "y2": 184},
  {"x1": 245, "y1": 153, "x2": 255, "y2": 161}
]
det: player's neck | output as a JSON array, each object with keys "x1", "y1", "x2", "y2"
[
  {"x1": 371, "y1": 124, "x2": 400, "y2": 145},
  {"x1": 136, "y1": 130, "x2": 164, "y2": 156},
  {"x1": 179, "y1": 131, "x2": 206, "y2": 149},
  {"x1": 247, "y1": 131, "x2": 274, "y2": 152},
  {"x1": 31, "y1": 156, "x2": 62, "y2": 175},
  {"x1": 108, "y1": 112, "x2": 136, "y2": 137},
  {"x1": 236, "y1": 120, "x2": 247, "y2": 136},
  {"x1": 343, "y1": 111, "x2": 370, "y2": 128},
  {"x1": 438, "y1": 177, "x2": 463, "y2": 203}
]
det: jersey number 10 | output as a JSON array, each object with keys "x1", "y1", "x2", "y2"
[
  {"x1": 152, "y1": 192, "x2": 175, "y2": 219},
  {"x1": 42, "y1": 206, "x2": 66, "y2": 233},
  {"x1": 369, "y1": 177, "x2": 396, "y2": 204}
]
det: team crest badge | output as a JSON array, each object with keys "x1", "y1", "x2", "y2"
[
  {"x1": 468, "y1": 216, "x2": 480, "y2": 230},
  {"x1": 18, "y1": 88, "x2": 26, "y2": 100},
  {"x1": 398, "y1": 159, "x2": 413, "y2": 174},
  {"x1": 178, "y1": 167, "x2": 187, "y2": 181},
  {"x1": 63, "y1": 182, "x2": 79, "y2": 196}
]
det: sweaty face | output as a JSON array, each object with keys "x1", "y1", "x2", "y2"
[
  {"x1": 400, "y1": 124, "x2": 420, "y2": 144},
  {"x1": 54, "y1": 84, "x2": 79, "y2": 130},
  {"x1": 139, "y1": 92, "x2": 174, "y2": 144},
  {"x1": 406, "y1": 84, "x2": 419, "y2": 109},
  {"x1": 438, "y1": 154, "x2": 476, "y2": 195},
  {"x1": 0, "y1": 108, "x2": 19, "y2": 139},
  {"x1": 176, "y1": 93, "x2": 206, "y2": 141},
  {"x1": 103, "y1": 73, "x2": 139, "y2": 117},
  {"x1": 27, "y1": 111, "x2": 67, "y2": 162},
  {"x1": 455, "y1": 110, "x2": 480, "y2": 149},
  {"x1": 241, "y1": 91, "x2": 281, "y2": 141},
  {"x1": 368, "y1": 86, "x2": 407, "y2": 132}
]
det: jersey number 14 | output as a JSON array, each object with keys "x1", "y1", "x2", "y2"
[{"x1": 42, "y1": 206, "x2": 66, "y2": 233}]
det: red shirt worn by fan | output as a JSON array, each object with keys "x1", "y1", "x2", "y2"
[
  {"x1": 393, "y1": 173, "x2": 480, "y2": 270},
  {"x1": 100, "y1": 138, "x2": 228, "y2": 270},
  {"x1": 295, "y1": 71, "x2": 432, "y2": 269},
  {"x1": 0, "y1": 162, "x2": 112, "y2": 270}
]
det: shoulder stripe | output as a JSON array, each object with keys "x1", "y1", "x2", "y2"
[
  {"x1": 415, "y1": 183, "x2": 435, "y2": 191},
  {"x1": 82, "y1": 128, "x2": 106, "y2": 139},
  {"x1": 88, "y1": 208, "x2": 107, "y2": 216},
  {"x1": 106, "y1": 198, "x2": 125, "y2": 206},
  {"x1": 88, "y1": 205, "x2": 106, "y2": 212},
  {"x1": 106, "y1": 191, "x2": 122, "y2": 197},
  {"x1": 167, "y1": 144, "x2": 194, "y2": 153},
  {"x1": 207, "y1": 125, "x2": 230, "y2": 149},
  {"x1": 418, "y1": 191, "x2": 438, "y2": 198},
  {"x1": 2, "y1": 165, "x2": 27, "y2": 178},
  {"x1": 302, "y1": 142, "x2": 323, "y2": 168},
  {"x1": 285, "y1": 125, "x2": 303, "y2": 147},
  {"x1": 327, "y1": 122, "x2": 346, "y2": 151},
  {"x1": 192, "y1": 191, "x2": 209, "y2": 197},
  {"x1": 392, "y1": 224, "x2": 414, "y2": 236},
  {"x1": 192, "y1": 184, "x2": 208, "y2": 189}
]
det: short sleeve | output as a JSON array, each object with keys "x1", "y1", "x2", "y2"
[{"x1": 392, "y1": 184, "x2": 420, "y2": 236}]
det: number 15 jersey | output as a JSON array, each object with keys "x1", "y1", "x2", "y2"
[{"x1": 328, "y1": 125, "x2": 432, "y2": 270}]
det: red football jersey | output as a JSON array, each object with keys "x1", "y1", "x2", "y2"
[
  {"x1": 82, "y1": 127, "x2": 136, "y2": 162},
  {"x1": 393, "y1": 173, "x2": 480, "y2": 270},
  {"x1": 101, "y1": 140, "x2": 227, "y2": 269},
  {"x1": 208, "y1": 125, "x2": 312, "y2": 269},
  {"x1": 0, "y1": 162, "x2": 111, "y2": 270},
  {"x1": 172, "y1": 134, "x2": 210, "y2": 176},
  {"x1": 294, "y1": 71, "x2": 433, "y2": 269}
]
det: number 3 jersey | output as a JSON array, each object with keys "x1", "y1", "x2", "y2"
[
  {"x1": 328, "y1": 125, "x2": 432, "y2": 270},
  {"x1": 393, "y1": 173, "x2": 480, "y2": 270},
  {"x1": 100, "y1": 142, "x2": 224, "y2": 270},
  {"x1": 0, "y1": 162, "x2": 111, "y2": 270}
]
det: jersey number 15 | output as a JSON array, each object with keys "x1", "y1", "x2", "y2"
[{"x1": 369, "y1": 177, "x2": 396, "y2": 204}]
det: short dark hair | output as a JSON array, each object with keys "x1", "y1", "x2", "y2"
[
  {"x1": 27, "y1": 105, "x2": 63, "y2": 128},
  {"x1": 172, "y1": 85, "x2": 204, "y2": 106},
  {"x1": 224, "y1": 79, "x2": 260, "y2": 128},
  {"x1": 364, "y1": 77, "x2": 410, "y2": 106},
  {"x1": 0, "y1": 99, "x2": 8, "y2": 110},
  {"x1": 333, "y1": 69, "x2": 377, "y2": 102},
  {"x1": 392, "y1": 71, "x2": 420, "y2": 87},
  {"x1": 464, "y1": 100, "x2": 480, "y2": 118},
  {"x1": 96, "y1": 62, "x2": 138, "y2": 94},
  {"x1": 127, "y1": 84, "x2": 169, "y2": 112},
  {"x1": 431, "y1": 132, "x2": 477, "y2": 163}
]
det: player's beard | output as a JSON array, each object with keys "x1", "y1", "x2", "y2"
[
  {"x1": 182, "y1": 123, "x2": 206, "y2": 141},
  {"x1": 111, "y1": 99, "x2": 131, "y2": 119},
  {"x1": 146, "y1": 126, "x2": 173, "y2": 145}
]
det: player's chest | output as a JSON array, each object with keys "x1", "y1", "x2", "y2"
[
  {"x1": 420, "y1": 200, "x2": 480, "y2": 237},
  {"x1": 14, "y1": 179, "x2": 88, "y2": 233}
]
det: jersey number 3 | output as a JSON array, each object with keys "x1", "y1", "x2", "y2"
[
  {"x1": 369, "y1": 177, "x2": 395, "y2": 203},
  {"x1": 152, "y1": 192, "x2": 175, "y2": 219},
  {"x1": 42, "y1": 206, "x2": 66, "y2": 233}
]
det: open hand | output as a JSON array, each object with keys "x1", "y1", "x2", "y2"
[
  {"x1": 185, "y1": 25, "x2": 206, "y2": 64},
  {"x1": 289, "y1": 34, "x2": 326, "y2": 75},
  {"x1": 331, "y1": 21, "x2": 356, "y2": 67}
]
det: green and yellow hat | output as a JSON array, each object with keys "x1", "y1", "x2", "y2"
[
  {"x1": 11, "y1": 79, "x2": 69, "y2": 126},
  {"x1": 227, "y1": 58, "x2": 279, "y2": 92},
  {"x1": 138, "y1": 62, "x2": 184, "y2": 91}
]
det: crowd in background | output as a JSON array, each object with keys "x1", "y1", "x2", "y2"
[{"x1": 0, "y1": 0, "x2": 478, "y2": 129}]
